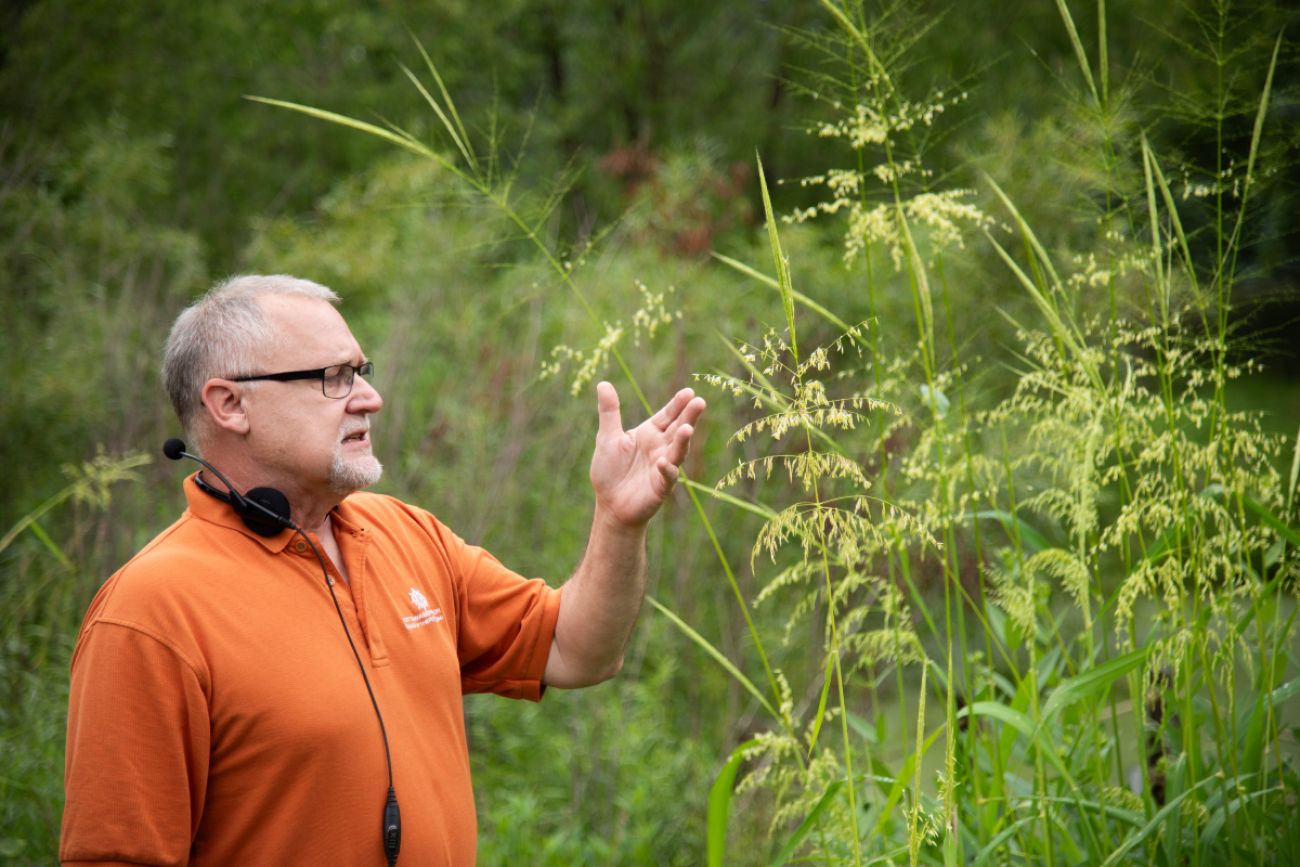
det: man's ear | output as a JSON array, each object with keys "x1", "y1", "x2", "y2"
[{"x1": 200, "y1": 379, "x2": 250, "y2": 435}]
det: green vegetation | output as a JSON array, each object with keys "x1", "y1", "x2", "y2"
[{"x1": 2, "y1": 1, "x2": 1297, "y2": 864}]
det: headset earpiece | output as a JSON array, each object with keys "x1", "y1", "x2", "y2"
[
  {"x1": 239, "y1": 487, "x2": 293, "y2": 537},
  {"x1": 192, "y1": 472, "x2": 292, "y2": 537}
]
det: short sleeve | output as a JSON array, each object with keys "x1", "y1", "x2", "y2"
[
  {"x1": 450, "y1": 540, "x2": 561, "y2": 701},
  {"x1": 61, "y1": 620, "x2": 211, "y2": 866}
]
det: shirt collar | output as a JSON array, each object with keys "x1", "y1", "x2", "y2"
[
  {"x1": 182, "y1": 472, "x2": 299, "y2": 554},
  {"x1": 181, "y1": 472, "x2": 372, "y2": 553}
]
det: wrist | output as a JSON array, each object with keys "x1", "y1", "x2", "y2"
[{"x1": 592, "y1": 503, "x2": 650, "y2": 537}]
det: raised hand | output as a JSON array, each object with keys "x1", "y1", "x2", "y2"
[{"x1": 589, "y1": 381, "x2": 706, "y2": 528}]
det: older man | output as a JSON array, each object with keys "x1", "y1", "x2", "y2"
[{"x1": 60, "y1": 274, "x2": 704, "y2": 866}]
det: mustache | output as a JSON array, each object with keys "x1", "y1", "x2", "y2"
[{"x1": 339, "y1": 421, "x2": 371, "y2": 441}]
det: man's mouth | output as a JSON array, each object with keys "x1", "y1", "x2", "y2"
[{"x1": 341, "y1": 429, "x2": 369, "y2": 444}]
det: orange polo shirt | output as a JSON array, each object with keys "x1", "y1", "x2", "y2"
[{"x1": 61, "y1": 475, "x2": 561, "y2": 866}]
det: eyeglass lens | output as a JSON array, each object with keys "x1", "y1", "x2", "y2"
[{"x1": 322, "y1": 362, "x2": 372, "y2": 398}]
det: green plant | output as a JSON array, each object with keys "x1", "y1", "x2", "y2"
[
  {"x1": 691, "y1": 2, "x2": 1299, "y2": 865},
  {"x1": 0, "y1": 452, "x2": 148, "y2": 863}
]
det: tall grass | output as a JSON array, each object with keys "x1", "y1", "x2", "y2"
[
  {"x1": 255, "y1": 4, "x2": 1299, "y2": 861},
  {"x1": 693, "y1": 2, "x2": 1299, "y2": 864},
  {"x1": 0, "y1": 453, "x2": 148, "y2": 861},
  {"x1": 10, "y1": 2, "x2": 1293, "y2": 864}
]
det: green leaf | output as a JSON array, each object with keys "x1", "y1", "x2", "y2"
[
  {"x1": 25, "y1": 520, "x2": 73, "y2": 570},
  {"x1": 1240, "y1": 674, "x2": 1300, "y2": 776},
  {"x1": 755, "y1": 153, "x2": 798, "y2": 362},
  {"x1": 708, "y1": 738, "x2": 761, "y2": 867},
  {"x1": 972, "y1": 510, "x2": 1051, "y2": 554},
  {"x1": 1202, "y1": 485, "x2": 1300, "y2": 546},
  {"x1": 844, "y1": 709, "x2": 880, "y2": 745},
  {"x1": 1052, "y1": 0, "x2": 1100, "y2": 105},
  {"x1": 647, "y1": 596, "x2": 779, "y2": 720},
  {"x1": 681, "y1": 479, "x2": 779, "y2": 522},
  {"x1": 1142, "y1": 134, "x2": 1204, "y2": 319},
  {"x1": 1272, "y1": 674, "x2": 1300, "y2": 706},
  {"x1": 399, "y1": 63, "x2": 475, "y2": 171},
  {"x1": 868, "y1": 723, "x2": 945, "y2": 840},
  {"x1": 245, "y1": 96, "x2": 448, "y2": 168},
  {"x1": 768, "y1": 778, "x2": 844, "y2": 866},
  {"x1": 964, "y1": 700, "x2": 1034, "y2": 739},
  {"x1": 1288, "y1": 423, "x2": 1300, "y2": 515},
  {"x1": 920, "y1": 384, "x2": 949, "y2": 419},
  {"x1": 805, "y1": 650, "x2": 837, "y2": 758},
  {"x1": 960, "y1": 701, "x2": 1079, "y2": 787},
  {"x1": 711, "y1": 252, "x2": 853, "y2": 334},
  {"x1": 1241, "y1": 494, "x2": 1300, "y2": 547},
  {"x1": 409, "y1": 35, "x2": 478, "y2": 172},
  {"x1": 1039, "y1": 645, "x2": 1152, "y2": 724},
  {"x1": 972, "y1": 815, "x2": 1037, "y2": 867},
  {"x1": 1100, "y1": 776, "x2": 1219, "y2": 867}
]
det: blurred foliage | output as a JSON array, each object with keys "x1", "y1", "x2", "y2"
[{"x1": 1, "y1": 0, "x2": 1298, "y2": 863}]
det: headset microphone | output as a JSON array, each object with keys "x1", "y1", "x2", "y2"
[
  {"x1": 161, "y1": 438, "x2": 402, "y2": 865},
  {"x1": 162, "y1": 438, "x2": 292, "y2": 537}
]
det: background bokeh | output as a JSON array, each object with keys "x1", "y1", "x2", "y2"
[{"x1": 3, "y1": 1, "x2": 1298, "y2": 863}]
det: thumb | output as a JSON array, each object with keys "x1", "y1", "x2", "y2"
[{"x1": 596, "y1": 381, "x2": 623, "y2": 438}]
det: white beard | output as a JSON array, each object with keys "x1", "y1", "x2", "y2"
[{"x1": 329, "y1": 450, "x2": 383, "y2": 495}]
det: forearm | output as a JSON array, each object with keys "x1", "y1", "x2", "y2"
[{"x1": 543, "y1": 506, "x2": 648, "y2": 688}]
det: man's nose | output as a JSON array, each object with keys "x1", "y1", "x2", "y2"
[{"x1": 348, "y1": 372, "x2": 384, "y2": 414}]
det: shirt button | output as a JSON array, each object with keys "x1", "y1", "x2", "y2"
[{"x1": 293, "y1": 540, "x2": 307, "y2": 553}]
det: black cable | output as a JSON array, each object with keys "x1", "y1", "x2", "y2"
[
  {"x1": 165, "y1": 441, "x2": 402, "y2": 864},
  {"x1": 300, "y1": 529, "x2": 402, "y2": 867}
]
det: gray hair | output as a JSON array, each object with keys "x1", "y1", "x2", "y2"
[{"x1": 162, "y1": 274, "x2": 340, "y2": 439}]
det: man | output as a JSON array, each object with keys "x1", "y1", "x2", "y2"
[{"x1": 60, "y1": 274, "x2": 705, "y2": 866}]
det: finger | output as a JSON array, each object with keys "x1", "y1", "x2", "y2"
[
  {"x1": 596, "y1": 381, "x2": 623, "y2": 438},
  {"x1": 664, "y1": 423, "x2": 694, "y2": 466},
  {"x1": 663, "y1": 395, "x2": 707, "y2": 439},
  {"x1": 657, "y1": 458, "x2": 680, "y2": 488},
  {"x1": 650, "y1": 387, "x2": 695, "y2": 431}
]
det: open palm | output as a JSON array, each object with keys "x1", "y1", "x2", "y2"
[{"x1": 589, "y1": 382, "x2": 706, "y2": 528}]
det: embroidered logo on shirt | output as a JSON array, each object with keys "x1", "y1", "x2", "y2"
[{"x1": 402, "y1": 586, "x2": 445, "y2": 630}]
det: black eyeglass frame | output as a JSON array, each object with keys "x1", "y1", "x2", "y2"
[{"x1": 230, "y1": 361, "x2": 374, "y2": 399}]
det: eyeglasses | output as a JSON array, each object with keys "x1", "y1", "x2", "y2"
[{"x1": 231, "y1": 361, "x2": 374, "y2": 399}]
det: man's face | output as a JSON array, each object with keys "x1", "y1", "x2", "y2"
[{"x1": 239, "y1": 295, "x2": 384, "y2": 499}]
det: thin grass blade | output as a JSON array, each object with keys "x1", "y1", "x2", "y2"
[
  {"x1": 647, "y1": 596, "x2": 779, "y2": 720},
  {"x1": 1040, "y1": 645, "x2": 1151, "y2": 724},
  {"x1": 1144, "y1": 135, "x2": 1204, "y2": 319},
  {"x1": 972, "y1": 815, "x2": 1038, "y2": 867},
  {"x1": 712, "y1": 252, "x2": 853, "y2": 333},
  {"x1": 1053, "y1": 0, "x2": 1100, "y2": 105},
  {"x1": 399, "y1": 64, "x2": 476, "y2": 171},
  {"x1": 1097, "y1": 0, "x2": 1108, "y2": 103},
  {"x1": 983, "y1": 231, "x2": 1094, "y2": 385},
  {"x1": 972, "y1": 509, "x2": 1051, "y2": 554},
  {"x1": 25, "y1": 520, "x2": 73, "y2": 570},
  {"x1": 868, "y1": 724, "x2": 945, "y2": 840},
  {"x1": 984, "y1": 174, "x2": 1066, "y2": 292},
  {"x1": 961, "y1": 701, "x2": 1079, "y2": 787},
  {"x1": 1288, "y1": 424, "x2": 1300, "y2": 515},
  {"x1": 708, "y1": 738, "x2": 761, "y2": 867},
  {"x1": 682, "y1": 480, "x2": 779, "y2": 521},
  {"x1": 1240, "y1": 494, "x2": 1300, "y2": 547},
  {"x1": 768, "y1": 779, "x2": 845, "y2": 867},
  {"x1": 1140, "y1": 136, "x2": 1169, "y2": 322},
  {"x1": 410, "y1": 35, "x2": 478, "y2": 173},
  {"x1": 1099, "y1": 776, "x2": 1218, "y2": 867},
  {"x1": 245, "y1": 96, "x2": 448, "y2": 168},
  {"x1": 1220, "y1": 32, "x2": 1282, "y2": 292},
  {"x1": 756, "y1": 153, "x2": 798, "y2": 362},
  {"x1": 816, "y1": 0, "x2": 892, "y2": 85},
  {"x1": 805, "y1": 650, "x2": 837, "y2": 759}
]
